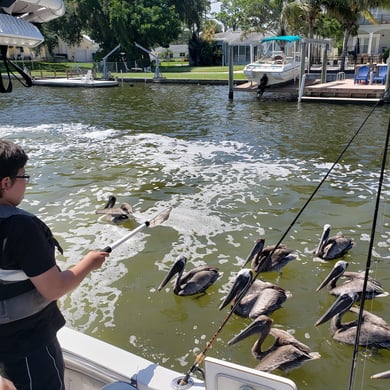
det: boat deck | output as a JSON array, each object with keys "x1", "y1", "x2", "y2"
[
  {"x1": 235, "y1": 77, "x2": 387, "y2": 103},
  {"x1": 302, "y1": 78, "x2": 385, "y2": 102}
]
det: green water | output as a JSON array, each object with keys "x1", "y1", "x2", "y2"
[{"x1": 1, "y1": 82, "x2": 390, "y2": 389}]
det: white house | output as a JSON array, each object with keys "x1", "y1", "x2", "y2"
[
  {"x1": 350, "y1": 8, "x2": 390, "y2": 63},
  {"x1": 53, "y1": 35, "x2": 99, "y2": 62},
  {"x1": 154, "y1": 44, "x2": 189, "y2": 60}
]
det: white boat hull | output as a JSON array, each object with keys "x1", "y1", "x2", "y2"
[
  {"x1": 244, "y1": 62, "x2": 301, "y2": 86},
  {"x1": 33, "y1": 78, "x2": 119, "y2": 88},
  {"x1": 59, "y1": 327, "x2": 297, "y2": 390},
  {"x1": 1, "y1": 0, "x2": 65, "y2": 24},
  {"x1": 0, "y1": 0, "x2": 64, "y2": 47}
]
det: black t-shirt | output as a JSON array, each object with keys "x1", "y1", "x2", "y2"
[{"x1": 0, "y1": 215, "x2": 66, "y2": 360}]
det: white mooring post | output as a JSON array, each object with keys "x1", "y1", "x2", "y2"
[{"x1": 228, "y1": 45, "x2": 234, "y2": 100}]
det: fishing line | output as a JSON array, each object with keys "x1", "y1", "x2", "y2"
[
  {"x1": 348, "y1": 113, "x2": 390, "y2": 390},
  {"x1": 180, "y1": 103, "x2": 383, "y2": 385}
]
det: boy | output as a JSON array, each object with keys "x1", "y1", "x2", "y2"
[{"x1": 0, "y1": 139, "x2": 110, "y2": 389}]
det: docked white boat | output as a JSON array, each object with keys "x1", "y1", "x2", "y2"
[
  {"x1": 0, "y1": 0, "x2": 65, "y2": 91},
  {"x1": 33, "y1": 71, "x2": 119, "y2": 88},
  {"x1": 59, "y1": 326, "x2": 297, "y2": 390},
  {"x1": 243, "y1": 36, "x2": 304, "y2": 92}
]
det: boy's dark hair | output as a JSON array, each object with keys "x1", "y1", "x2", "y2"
[{"x1": 0, "y1": 140, "x2": 28, "y2": 179}]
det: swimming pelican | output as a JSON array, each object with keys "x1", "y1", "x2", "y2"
[
  {"x1": 219, "y1": 268, "x2": 291, "y2": 319},
  {"x1": 316, "y1": 260, "x2": 388, "y2": 299},
  {"x1": 157, "y1": 255, "x2": 222, "y2": 296},
  {"x1": 242, "y1": 240, "x2": 296, "y2": 275},
  {"x1": 95, "y1": 195, "x2": 133, "y2": 223},
  {"x1": 228, "y1": 315, "x2": 320, "y2": 372},
  {"x1": 315, "y1": 292, "x2": 390, "y2": 348},
  {"x1": 314, "y1": 224, "x2": 354, "y2": 260}
]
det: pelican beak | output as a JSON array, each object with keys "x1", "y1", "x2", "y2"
[
  {"x1": 315, "y1": 292, "x2": 357, "y2": 326},
  {"x1": 219, "y1": 269, "x2": 253, "y2": 311},
  {"x1": 157, "y1": 256, "x2": 186, "y2": 291},
  {"x1": 315, "y1": 224, "x2": 331, "y2": 256},
  {"x1": 243, "y1": 239, "x2": 265, "y2": 267},
  {"x1": 315, "y1": 261, "x2": 348, "y2": 292},
  {"x1": 105, "y1": 195, "x2": 117, "y2": 209},
  {"x1": 228, "y1": 316, "x2": 270, "y2": 345}
]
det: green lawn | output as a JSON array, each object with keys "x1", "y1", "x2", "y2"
[
  {"x1": 27, "y1": 61, "x2": 247, "y2": 81},
  {"x1": 114, "y1": 69, "x2": 247, "y2": 81}
]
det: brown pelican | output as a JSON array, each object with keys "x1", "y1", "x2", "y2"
[
  {"x1": 242, "y1": 239, "x2": 296, "y2": 274},
  {"x1": 157, "y1": 255, "x2": 222, "y2": 296},
  {"x1": 314, "y1": 224, "x2": 354, "y2": 260},
  {"x1": 316, "y1": 260, "x2": 388, "y2": 299},
  {"x1": 228, "y1": 315, "x2": 320, "y2": 372},
  {"x1": 95, "y1": 195, "x2": 133, "y2": 223},
  {"x1": 219, "y1": 268, "x2": 291, "y2": 319},
  {"x1": 315, "y1": 292, "x2": 390, "y2": 348}
]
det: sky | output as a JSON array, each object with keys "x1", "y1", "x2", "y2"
[{"x1": 210, "y1": 1, "x2": 221, "y2": 14}]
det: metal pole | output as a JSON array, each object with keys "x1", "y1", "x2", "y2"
[
  {"x1": 228, "y1": 45, "x2": 233, "y2": 100},
  {"x1": 299, "y1": 42, "x2": 307, "y2": 93},
  {"x1": 321, "y1": 44, "x2": 328, "y2": 84}
]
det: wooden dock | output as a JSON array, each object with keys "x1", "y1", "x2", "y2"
[{"x1": 235, "y1": 78, "x2": 387, "y2": 103}]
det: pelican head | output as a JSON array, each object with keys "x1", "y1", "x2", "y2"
[
  {"x1": 157, "y1": 255, "x2": 187, "y2": 291},
  {"x1": 228, "y1": 315, "x2": 272, "y2": 346},
  {"x1": 316, "y1": 260, "x2": 349, "y2": 292},
  {"x1": 242, "y1": 239, "x2": 265, "y2": 268},
  {"x1": 315, "y1": 292, "x2": 358, "y2": 327},
  {"x1": 219, "y1": 268, "x2": 254, "y2": 311}
]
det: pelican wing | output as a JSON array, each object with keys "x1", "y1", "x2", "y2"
[
  {"x1": 247, "y1": 286, "x2": 288, "y2": 319},
  {"x1": 321, "y1": 236, "x2": 354, "y2": 260},
  {"x1": 178, "y1": 266, "x2": 221, "y2": 296},
  {"x1": 256, "y1": 344, "x2": 318, "y2": 373}
]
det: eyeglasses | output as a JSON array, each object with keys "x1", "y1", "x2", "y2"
[{"x1": 12, "y1": 175, "x2": 30, "y2": 184}]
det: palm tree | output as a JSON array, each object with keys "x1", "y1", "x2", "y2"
[
  {"x1": 281, "y1": 0, "x2": 324, "y2": 38},
  {"x1": 323, "y1": 0, "x2": 390, "y2": 71}
]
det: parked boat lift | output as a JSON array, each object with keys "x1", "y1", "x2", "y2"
[{"x1": 231, "y1": 38, "x2": 390, "y2": 103}]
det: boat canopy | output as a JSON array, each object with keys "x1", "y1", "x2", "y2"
[{"x1": 261, "y1": 36, "x2": 301, "y2": 43}]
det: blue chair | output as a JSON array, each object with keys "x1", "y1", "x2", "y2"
[
  {"x1": 354, "y1": 65, "x2": 369, "y2": 84},
  {"x1": 372, "y1": 65, "x2": 387, "y2": 84}
]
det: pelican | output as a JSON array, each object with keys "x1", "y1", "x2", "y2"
[
  {"x1": 242, "y1": 239, "x2": 296, "y2": 275},
  {"x1": 316, "y1": 260, "x2": 388, "y2": 299},
  {"x1": 157, "y1": 255, "x2": 222, "y2": 296},
  {"x1": 228, "y1": 315, "x2": 320, "y2": 372},
  {"x1": 95, "y1": 195, "x2": 133, "y2": 223},
  {"x1": 315, "y1": 292, "x2": 390, "y2": 348},
  {"x1": 219, "y1": 268, "x2": 291, "y2": 319},
  {"x1": 314, "y1": 224, "x2": 354, "y2": 260}
]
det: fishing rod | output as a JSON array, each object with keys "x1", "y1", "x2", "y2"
[
  {"x1": 348, "y1": 114, "x2": 390, "y2": 390},
  {"x1": 179, "y1": 103, "x2": 383, "y2": 386},
  {"x1": 101, "y1": 207, "x2": 172, "y2": 253}
]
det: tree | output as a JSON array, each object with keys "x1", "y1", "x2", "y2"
[
  {"x1": 323, "y1": 0, "x2": 390, "y2": 71},
  {"x1": 281, "y1": 0, "x2": 324, "y2": 38},
  {"x1": 171, "y1": 0, "x2": 210, "y2": 31},
  {"x1": 216, "y1": 0, "x2": 284, "y2": 34},
  {"x1": 40, "y1": 0, "x2": 208, "y2": 63}
]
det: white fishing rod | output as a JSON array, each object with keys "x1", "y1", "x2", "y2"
[{"x1": 101, "y1": 207, "x2": 172, "y2": 253}]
